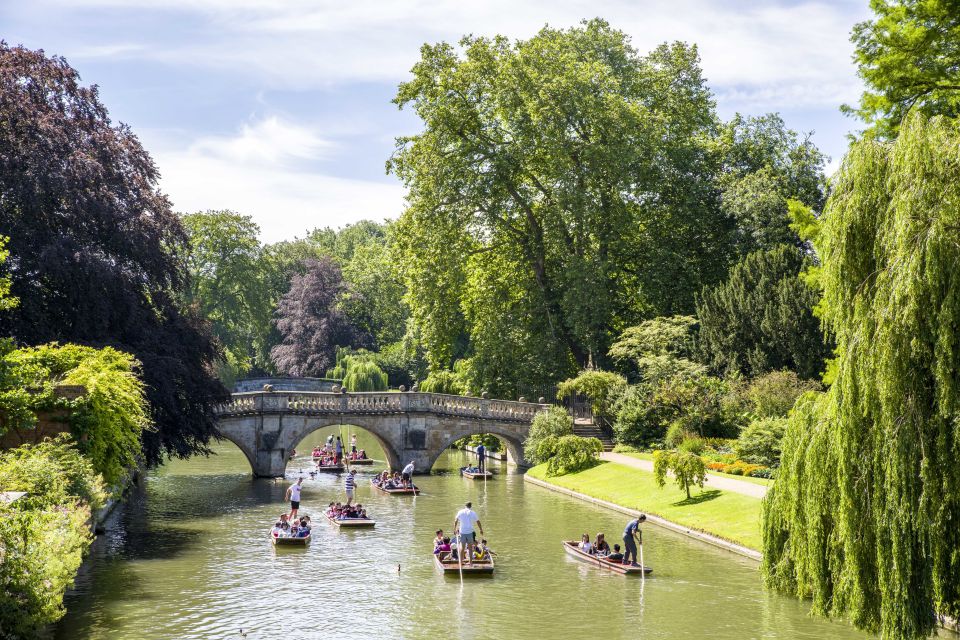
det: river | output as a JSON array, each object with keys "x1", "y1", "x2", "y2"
[{"x1": 57, "y1": 427, "x2": 878, "y2": 640}]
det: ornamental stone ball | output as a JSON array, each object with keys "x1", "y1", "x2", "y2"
[
  {"x1": 332, "y1": 385, "x2": 341, "y2": 393},
  {"x1": 518, "y1": 396, "x2": 527, "y2": 403},
  {"x1": 399, "y1": 385, "x2": 407, "y2": 392},
  {"x1": 339, "y1": 386, "x2": 347, "y2": 394},
  {"x1": 412, "y1": 383, "x2": 419, "y2": 392},
  {"x1": 263, "y1": 384, "x2": 274, "y2": 392},
  {"x1": 481, "y1": 391, "x2": 489, "y2": 399},
  {"x1": 538, "y1": 397, "x2": 546, "y2": 404}
]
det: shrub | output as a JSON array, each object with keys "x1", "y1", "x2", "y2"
[
  {"x1": 1, "y1": 343, "x2": 148, "y2": 486},
  {"x1": 678, "y1": 436, "x2": 705, "y2": 456},
  {"x1": 524, "y1": 406, "x2": 573, "y2": 464},
  {"x1": 545, "y1": 435, "x2": 603, "y2": 476},
  {"x1": 0, "y1": 436, "x2": 105, "y2": 635},
  {"x1": 653, "y1": 449, "x2": 707, "y2": 499},
  {"x1": 612, "y1": 385, "x2": 667, "y2": 447},
  {"x1": 743, "y1": 370, "x2": 821, "y2": 418},
  {"x1": 734, "y1": 416, "x2": 789, "y2": 467},
  {"x1": 664, "y1": 422, "x2": 689, "y2": 448}
]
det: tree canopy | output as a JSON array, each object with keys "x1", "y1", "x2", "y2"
[
  {"x1": 696, "y1": 244, "x2": 830, "y2": 380},
  {"x1": 845, "y1": 0, "x2": 960, "y2": 139},
  {"x1": 0, "y1": 43, "x2": 225, "y2": 464},
  {"x1": 270, "y1": 257, "x2": 367, "y2": 377}
]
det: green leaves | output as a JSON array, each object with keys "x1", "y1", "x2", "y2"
[
  {"x1": 845, "y1": 0, "x2": 960, "y2": 139},
  {"x1": 653, "y1": 448, "x2": 706, "y2": 500},
  {"x1": 762, "y1": 114, "x2": 960, "y2": 638}
]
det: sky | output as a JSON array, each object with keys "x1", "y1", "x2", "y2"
[{"x1": 2, "y1": 0, "x2": 871, "y2": 243}]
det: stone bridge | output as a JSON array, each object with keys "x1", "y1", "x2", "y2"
[{"x1": 214, "y1": 391, "x2": 547, "y2": 477}]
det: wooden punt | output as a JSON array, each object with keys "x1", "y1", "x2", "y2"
[
  {"x1": 325, "y1": 511, "x2": 375, "y2": 528},
  {"x1": 371, "y1": 479, "x2": 420, "y2": 495},
  {"x1": 460, "y1": 467, "x2": 493, "y2": 480},
  {"x1": 271, "y1": 531, "x2": 311, "y2": 547},
  {"x1": 434, "y1": 553, "x2": 495, "y2": 575},
  {"x1": 347, "y1": 457, "x2": 374, "y2": 465},
  {"x1": 561, "y1": 541, "x2": 651, "y2": 575},
  {"x1": 315, "y1": 463, "x2": 346, "y2": 473}
]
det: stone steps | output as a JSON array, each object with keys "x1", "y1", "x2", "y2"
[{"x1": 572, "y1": 424, "x2": 615, "y2": 451}]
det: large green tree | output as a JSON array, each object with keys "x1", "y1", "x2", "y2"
[
  {"x1": 389, "y1": 20, "x2": 731, "y2": 391},
  {"x1": 182, "y1": 211, "x2": 273, "y2": 381},
  {"x1": 762, "y1": 114, "x2": 960, "y2": 639},
  {"x1": 696, "y1": 244, "x2": 829, "y2": 380},
  {"x1": 845, "y1": 0, "x2": 960, "y2": 139}
]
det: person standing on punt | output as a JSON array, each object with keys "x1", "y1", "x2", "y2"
[
  {"x1": 401, "y1": 461, "x2": 415, "y2": 489},
  {"x1": 335, "y1": 436, "x2": 344, "y2": 465},
  {"x1": 622, "y1": 514, "x2": 646, "y2": 566},
  {"x1": 476, "y1": 442, "x2": 486, "y2": 473},
  {"x1": 285, "y1": 477, "x2": 305, "y2": 521},
  {"x1": 454, "y1": 501, "x2": 484, "y2": 566},
  {"x1": 350, "y1": 433, "x2": 358, "y2": 457},
  {"x1": 344, "y1": 469, "x2": 357, "y2": 504}
]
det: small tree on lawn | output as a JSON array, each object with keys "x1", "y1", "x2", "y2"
[{"x1": 653, "y1": 448, "x2": 707, "y2": 500}]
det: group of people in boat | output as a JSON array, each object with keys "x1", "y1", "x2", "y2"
[
  {"x1": 272, "y1": 514, "x2": 312, "y2": 538},
  {"x1": 577, "y1": 514, "x2": 646, "y2": 566},
  {"x1": 372, "y1": 463, "x2": 416, "y2": 490},
  {"x1": 430, "y1": 501, "x2": 492, "y2": 565},
  {"x1": 310, "y1": 434, "x2": 372, "y2": 466},
  {"x1": 325, "y1": 501, "x2": 368, "y2": 520}
]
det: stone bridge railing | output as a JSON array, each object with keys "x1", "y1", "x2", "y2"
[{"x1": 214, "y1": 391, "x2": 545, "y2": 423}]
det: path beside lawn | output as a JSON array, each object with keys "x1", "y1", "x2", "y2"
[
  {"x1": 601, "y1": 452, "x2": 770, "y2": 498},
  {"x1": 527, "y1": 460, "x2": 763, "y2": 551}
]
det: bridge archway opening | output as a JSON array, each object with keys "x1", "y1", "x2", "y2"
[
  {"x1": 428, "y1": 428, "x2": 525, "y2": 474},
  {"x1": 177, "y1": 435, "x2": 258, "y2": 476},
  {"x1": 286, "y1": 422, "x2": 401, "y2": 471}
]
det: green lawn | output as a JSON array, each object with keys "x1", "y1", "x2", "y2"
[
  {"x1": 618, "y1": 451, "x2": 772, "y2": 487},
  {"x1": 527, "y1": 461, "x2": 762, "y2": 550}
]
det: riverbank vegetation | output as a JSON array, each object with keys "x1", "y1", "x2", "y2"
[{"x1": 528, "y1": 461, "x2": 762, "y2": 550}]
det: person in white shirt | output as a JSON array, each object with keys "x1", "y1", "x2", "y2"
[
  {"x1": 285, "y1": 477, "x2": 304, "y2": 520},
  {"x1": 454, "y1": 501, "x2": 484, "y2": 565},
  {"x1": 578, "y1": 533, "x2": 594, "y2": 554},
  {"x1": 350, "y1": 433, "x2": 358, "y2": 457},
  {"x1": 402, "y1": 461, "x2": 415, "y2": 488}
]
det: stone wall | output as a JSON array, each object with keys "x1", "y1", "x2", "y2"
[{"x1": 233, "y1": 377, "x2": 341, "y2": 393}]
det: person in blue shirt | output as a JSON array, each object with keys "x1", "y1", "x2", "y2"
[
  {"x1": 622, "y1": 514, "x2": 646, "y2": 566},
  {"x1": 476, "y1": 442, "x2": 486, "y2": 473}
]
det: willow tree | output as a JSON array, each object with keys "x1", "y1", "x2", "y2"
[{"x1": 762, "y1": 114, "x2": 960, "y2": 639}]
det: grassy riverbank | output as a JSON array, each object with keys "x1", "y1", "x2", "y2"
[{"x1": 527, "y1": 461, "x2": 762, "y2": 550}]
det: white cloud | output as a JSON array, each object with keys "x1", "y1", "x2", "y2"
[
  {"x1": 145, "y1": 118, "x2": 405, "y2": 243},
  {"x1": 43, "y1": 0, "x2": 868, "y2": 109}
]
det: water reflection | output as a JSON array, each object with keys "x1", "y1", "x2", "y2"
[{"x1": 57, "y1": 429, "x2": 880, "y2": 639}]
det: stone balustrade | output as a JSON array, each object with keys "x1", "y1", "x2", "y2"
[{"x1": 214, "y1": 391, "x2": 544, "y2": 423}]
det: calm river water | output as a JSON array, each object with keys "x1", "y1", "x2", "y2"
[{"x1": 57, "y1": 427, "x2": 877, "y2": 640}]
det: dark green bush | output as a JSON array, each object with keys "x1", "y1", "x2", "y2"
[{"x1": 545, "y1": 435, "x2": 603, "y2": 476}]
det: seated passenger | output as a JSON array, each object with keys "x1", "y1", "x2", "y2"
[
  {"x1": 578, "y1": 533, "x2": 594, "y2": 554},
  {"x1": 358, "y1": 449, "x2": 368, "y2": 459},
  {"x1": 594, "y1": 533, "x2": 611, "y2": 556},
  {"x1": 475, "y1": 539, "x2": 492, "y2": 561},
  {"x1": 607, "y1": 544, "x2": 624, "y2": 562},
  {"x1": 433, "y1": 529, "x2": 445, "y2": 552},
  {"x1": 298, "y1": 516, "x2": 311, "y2": 537},
  {"x1": 437, "y1": 536, "x2": 452, "y2": 557}
]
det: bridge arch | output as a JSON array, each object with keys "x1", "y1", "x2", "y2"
[
  {"x1": 427, "y1": 426, "x2": 526, "y2": 472},
  {"x1": 216, "y1": 429, "x2": 259, "y2": 473},
  {"x1": 281, "y1": 419, "x2": 402, "y2": 471}
]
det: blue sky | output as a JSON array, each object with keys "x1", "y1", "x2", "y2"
[{"x1": 2, "y1": 0, "x2": 871, "y2": 242}]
